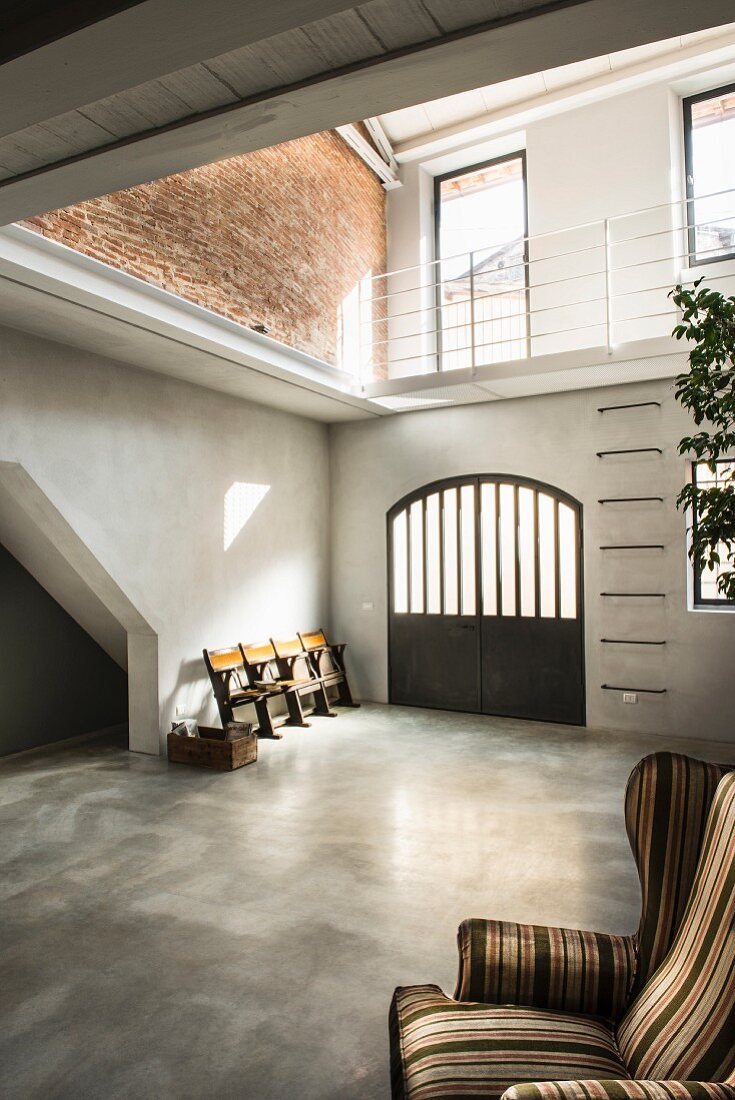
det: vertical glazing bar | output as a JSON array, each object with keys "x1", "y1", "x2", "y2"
[
  {"x1": 604, "y1": 217, "x2": 613, "y2": 354},
  {"x1": 533, "y1": 490, "x2": 541, "y2": 619},
  {"x1": 475, "y1": 479, "x2": 483, "y2": 622},
  {"x1": 406, "y1": 506, "x2": 411, "y2": 616},
  {"x1": 513, "y1": 483, "x2": 521, "y2": 616},
  {"x1": 439, "y1": 493, "x2": 445, "y2": 615},
  {"x1": 553, "y1": 497, "x2": 561, "y2": 620},
  {"x1": 456, "y1": 485, "x2": 462, "y2": 614},
  {"x1": 422, "y1": 496, "x2": 428, "y2": 615},
  {"x1": 469, "y1": 251, "x2": 476, "y2": 376},
  {"x1": 495, "y1": 482, "x2": 503, "y2": 616},
  {"x1": 577, "y1": 505, "x2": 582, "y2": 620}
]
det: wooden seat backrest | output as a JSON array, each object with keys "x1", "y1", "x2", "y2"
[
  {"x1": 241, "y1": 641, "x2": 276, "y2": 666},
  {"x1": 271, "y1": 637, "x2": 305, "y2": 660},
  {"x1": 206, "y1": 646, "x2": 245, "y2": 673},
  {"x1": 203, "y1": 647, "x2": 252, "y2": 704},
  {"x1": 299, "y1": 630, "x2": 328, "y2": 651}
]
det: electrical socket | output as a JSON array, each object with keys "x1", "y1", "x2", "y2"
[
  {"x1": 362, "y1": 600, "x2": 374, "y2": 611},
  {"x1": 175, "y1": 705, "x2": 189, "y2": 718},
  {"x1": 623, "y1": 692, "x2": 638, "y2": 705}
]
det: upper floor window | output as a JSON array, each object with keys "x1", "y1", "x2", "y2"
[
  {"x1": 692, "y1": 459, "x2": 735, "y2": 609},
  {"x1": 434, "y1": 152, "x2": 528, "y2": 370},
  {"x1": 683, "y1": 83, "x2": 735, "y2": 265}
]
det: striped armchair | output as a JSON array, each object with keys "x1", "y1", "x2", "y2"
[{"x1": 390, "y1": 752, "x2": 735, "y2": 1100}]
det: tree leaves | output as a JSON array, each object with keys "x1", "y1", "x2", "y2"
[{"x1": 671, "y1": 281, "x2": 735, "y2": 600}]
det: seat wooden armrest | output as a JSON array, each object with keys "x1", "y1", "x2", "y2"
[{"x1": 455, "y1": 918, "x2": 635, "y2": 1019}]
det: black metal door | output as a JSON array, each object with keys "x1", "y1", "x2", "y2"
[{"x1": 388, "y1": 475, "x2": 584, "y2": 725}]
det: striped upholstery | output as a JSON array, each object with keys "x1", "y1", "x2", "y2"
[
  {"x1": 618, "y1": 771, "x2": 735, "y2": 1081},
  {"x1": 390, "y1": 756, "x2": 735, "y2": 1100},
  {"x1": 502, "y1": 1082, "x2": 735, "y2": 1100},
  {"x1": 455, "y1": 921, "x2": 635, "y2": 1020},
  {"x1": 624, "y1": 753, "x2": 732, "y2": 994},
  {"x1": 390, "y1": 986, "x2": 630, "y2": 1100}
]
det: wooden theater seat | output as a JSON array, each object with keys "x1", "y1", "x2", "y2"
[
  {"x1": 299, "y1": 629, "x2": 359, "y2": 708},
  {"x1": 202, "y1": 646, "x2": 282, "y2": 739},
  {"x1": 240, "y1": 640, "x2": 320, "y2": 728},
  {"x1": 270, "y1": 637, "x2": 336, "y2": 719}
]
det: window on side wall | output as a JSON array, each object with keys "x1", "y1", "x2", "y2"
[
  {"x1": 683, "y1": 83, "x2": 735, "y2": 265},
  {"x1": 691, "y1": 459, "x2": 735, "y2": 610}
]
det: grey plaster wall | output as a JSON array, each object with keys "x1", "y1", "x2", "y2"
[
  {"x1": 0, "y1": 325, "x2": 330, "y2": 751},
  {"x1": 0, "y1": 541, "x2": 127, "y2": 755},
  {"x1": 329, "y1": 375, "x2": 735, "y2": 744}
]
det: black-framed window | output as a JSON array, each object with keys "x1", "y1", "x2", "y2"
[
  {"x1": 434, "y1": 151, "x2": 529, "y2": 370},
  {"x1": 692, "y1": 459, "x2": 735, "y2": 608},
  {"x1": 683, "y1": 83, "x2": 735, "y2": 266}
]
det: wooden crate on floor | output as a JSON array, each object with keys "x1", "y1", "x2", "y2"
[{"x1": 167, "y1": 726, "x2": 257, "y2": 771}]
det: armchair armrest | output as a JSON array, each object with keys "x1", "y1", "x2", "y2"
[
  {"x1": 456, "y1": 919, "x2": 636, "y2": 1020},
  {"x1": 502, "y1": 1082, "x2": 735, "y2": 1100}
]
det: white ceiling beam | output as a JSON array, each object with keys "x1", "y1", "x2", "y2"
[
  {"x1": 0, "y1": 0, "x2": 360, "y2": 139},
  {"x1": 336, "y1": 125, "x2": 400, "y2": 188},
  {"x1": 363, "y1": 117, "x2": 400, "y2": 175},
  {"x1": 1, "y1": 0, "x2": 733, "y2": 224}
]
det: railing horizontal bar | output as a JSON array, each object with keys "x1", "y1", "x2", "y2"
[
  {"x1": 365, "y1": 184, "x2": 735, "y2": 284},
  {"x1": 608, "y1": 249, "x2": 735, "y2": 278},
  {"x1": 598, "y1": 496, "x2": 664, "y2": 503},
  {"x1": 610, "y1": 211, "x2": 735, "y2": 250},
  {"x1": 601, "y1": 638, "x2": 666, "y2": 645},
  {"x1": 382, "y1": 298, "x2": 679, "y2": 364},
  {"x1": 363, "y1": 257, "x2": 732, "y2": 315},
  {"x1": 364, "y1": 289, "x2": 609, "y2": 339},
  {"x1": 601, "y1": 684, "x2": 667, "y2": 693},
  {"x1": 384, "y1": 316, "x2": 608, "y2": 363},
  {"x1": 599, "y1": 544, "x2": 665, "y2": 549},
  {"x1": 364, "y1": 255, "x2": 607, "y2": 306}
]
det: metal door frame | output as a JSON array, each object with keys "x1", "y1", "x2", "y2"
[{"x1": 387, "y1": 473, "x2": 585, "y2": 724}]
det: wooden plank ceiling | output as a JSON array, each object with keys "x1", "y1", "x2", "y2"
[
  {"x1": 0, "y1": 1, "x2": 572, "y2": 182},
  {"x1": 0, "y1": 0, "x2": 733, "y2": 224}
]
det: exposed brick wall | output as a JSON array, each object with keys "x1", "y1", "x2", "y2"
[{"x1": 24, "y1": 130, "x2": 386, "y2": 370}]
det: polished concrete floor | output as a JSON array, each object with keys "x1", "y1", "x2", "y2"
[{"x1": 2, "y1": 705, "x2": 734, "y2": 1100}]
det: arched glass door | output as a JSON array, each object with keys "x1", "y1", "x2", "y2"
[{"x1": 388, "y1": 475, "x2": 584, "y2": 724}]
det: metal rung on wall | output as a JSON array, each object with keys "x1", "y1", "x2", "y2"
[
  {"x1": 600, "y1": 592, "x2": 666, "y2": 597},
  {"x1": 599, "y1": 544, "x2": 664, "y2": 550},
  {"x1": 601, "y1": 684, "x2": 667, "y2": 694},
  {"x1": 601, "y1": 638, "x2": 666, "y2": 645},
  {"x1": 597, "y1": 401, "x2": 662, "y2": 413},
  {"x1": 599, "y1": 496, "x2": 664, "y2": 503},
  {"x1": 597, "y1": 447, "x2": 663, "y2": 457}
]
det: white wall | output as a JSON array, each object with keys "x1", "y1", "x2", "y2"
[
  {"x1": 329, "y1": 375, "x2": 735, "y2": 745},
  {"x1": 383, "y1": 74, "x2": 735, "y2": 375},
  {"x1": 0, "y1": 325, "x2": 330, "y2": 751}
]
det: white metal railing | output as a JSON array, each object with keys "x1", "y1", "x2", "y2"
[{"x1": 358, "y1": 187, "x2": 735, "y2": 386}]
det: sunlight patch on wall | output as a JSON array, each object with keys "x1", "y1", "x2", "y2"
[{"x1": 223, "y1": 482, "x2": 270, "y2": 550}]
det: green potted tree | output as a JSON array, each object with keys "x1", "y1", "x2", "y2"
[{"x1": 671, "y1": 279, "x2": 735, "y2": 599}]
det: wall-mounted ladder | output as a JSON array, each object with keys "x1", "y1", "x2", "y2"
[{"x1": 596, "y1": 398, "x2": 667, "y2": 698}]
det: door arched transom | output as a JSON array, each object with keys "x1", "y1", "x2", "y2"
[{"x1": 388, "y1": 474, "x2": 584, "y2": 724}]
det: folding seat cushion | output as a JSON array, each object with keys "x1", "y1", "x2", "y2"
[{"x1": 390, "y1": 987, "x2": 630, "y2": 1100}]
